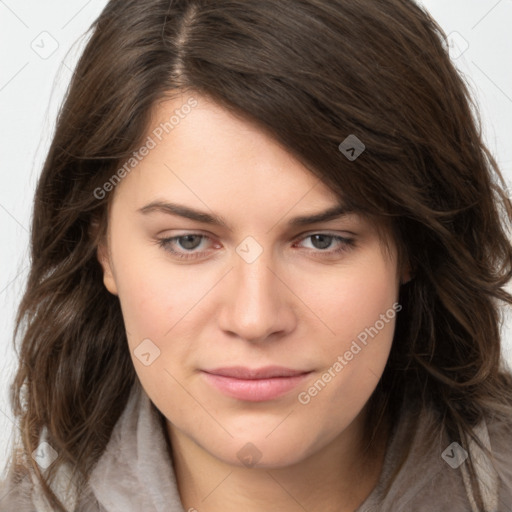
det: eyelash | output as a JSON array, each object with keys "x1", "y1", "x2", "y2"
[{"x1": 156, "y1": 232, "x2": 355, "y2": 261}]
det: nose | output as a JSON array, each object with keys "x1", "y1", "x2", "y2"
[{"x1": 217, "y1": 250, "x2": 297, "y2": 343}]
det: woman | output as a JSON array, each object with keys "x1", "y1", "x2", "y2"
[{"x1": 1, "y1": 0, "x2": 512, "y2": 511}]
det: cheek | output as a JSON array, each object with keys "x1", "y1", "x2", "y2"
[
  {"x1": 294, "y1": 249, "x2": 398, "y2": 352},
  {"x1": 114, "y1": 262, "x2": 171, "y2": 340},
  {"x1": 293, "y1": 251, "x2": 398, "y2": 407},
  {"x1": 110, "y1": 251, "x2": 205, "y2": 405},
  {"x1": 111, "y1": 237, "x2": 206, "y2": 340},
  {"x1": 338, "y1": 270, "x2": 398, "y2": 349}
]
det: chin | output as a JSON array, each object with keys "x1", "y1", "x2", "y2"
[{"x1": 196, "y1": 430, "x2": 318, "y2": 469}]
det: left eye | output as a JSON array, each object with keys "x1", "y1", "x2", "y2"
[
  {"x1": 170, "y1": 234, "x2": 204, "y2": 251},
  {"x1": 157, "y1": 234, "x2": 214, "y2": 260},
  {"x1": 298, "y1": 233, "x2": 342, "y2": 250}
]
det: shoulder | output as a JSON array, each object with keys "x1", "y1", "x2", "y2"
[
  {"x1": 0, "y1": 470, "x2": 37, "y2": 512},
  {"x1": 0, "y1": 468, "x2": 102, "y2": 512},
  {"x1": 483, "y1": 410, "x2": 512, "y2": 510},
  {"x1": 359, "y1": 402, "x2": 512, "y2": 511}
]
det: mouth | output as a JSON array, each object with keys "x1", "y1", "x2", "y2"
[{"x1": 201, "y1": 366, "x2": 313, "y2": 402}]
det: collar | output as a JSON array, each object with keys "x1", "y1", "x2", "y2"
[
  {"x1": 34, "y1": 380, "x2": 500, "y2": 512},
  {"x1": 88, "y1": 380, "x2": 185, "y2": 512}
]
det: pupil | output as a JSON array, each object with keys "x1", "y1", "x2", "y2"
[
  {"x1": 179, "y1": 235, "x2": 201, "y2": 250},
  {"x1": 311, "y1": 234, "x2": 332, "y2": 250}
]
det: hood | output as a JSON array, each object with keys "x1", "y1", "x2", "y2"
[{"x1": 3, "y1": 378, "x2": 512, "y2": 512}]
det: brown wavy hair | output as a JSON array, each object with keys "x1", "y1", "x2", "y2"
[{"x1": 5, "y1": 0, "x2": 512, "y2": 510}]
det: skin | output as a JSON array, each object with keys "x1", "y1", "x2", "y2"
[{"x1": 97, "y1": 91, "x2": 408, "y2": 512}]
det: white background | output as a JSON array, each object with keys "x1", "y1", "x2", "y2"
[{"x1": 1, "y1": 0, "x2": 512, "y2": 474}]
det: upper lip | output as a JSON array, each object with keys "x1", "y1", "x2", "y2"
[{"x1": 203, "y1": 366, "x2": 311, "y2": 379}]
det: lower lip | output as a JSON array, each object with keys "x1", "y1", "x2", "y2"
[{"x1": 201, "y1": 372, "x2": 311, "y2": 402}]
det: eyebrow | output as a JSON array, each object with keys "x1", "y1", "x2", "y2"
[{"x1": 137, "y1": 200, "x2": 353, "y2": 229}]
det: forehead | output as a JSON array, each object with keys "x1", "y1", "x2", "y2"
[{"x1": 112, "y1": 92, "x2": 343, "y2": 214}]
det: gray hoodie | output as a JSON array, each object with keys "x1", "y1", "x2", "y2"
[{"x1": 1, "y1": 379, "x2": 511, "y2": 511}]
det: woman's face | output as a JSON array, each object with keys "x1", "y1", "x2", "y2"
[{"x1": 98, "y1": 91, "x2": 404, "y2": 468}]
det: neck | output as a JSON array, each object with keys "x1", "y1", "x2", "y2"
[{"x1": 167, "y1": 407, "x2": 390, "y2": 512}]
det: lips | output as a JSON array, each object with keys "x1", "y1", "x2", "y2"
[
  {"x1": 201, "y1": 366, "x2": 312, "y2": 402},
  {"x1": 204, "y1": 366, "x2": 309, "y2": 379}
]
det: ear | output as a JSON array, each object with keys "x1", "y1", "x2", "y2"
[
  {"x1": 92, "y1": 215, "x2": 119, "y2": 296},
  {"x1": 400, "y1": 261, "x2": 414, "y2": 285},
  {"x1": 97, "y1": 240, "x2": 119, "y2": 296}
]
